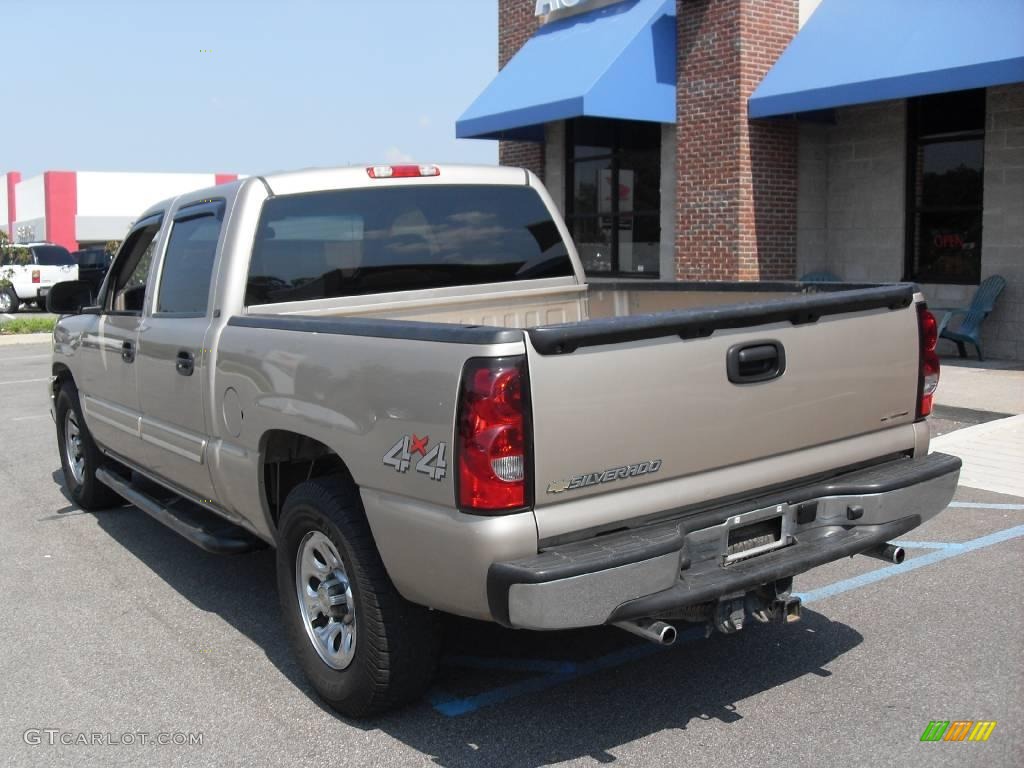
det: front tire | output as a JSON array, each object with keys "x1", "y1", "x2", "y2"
[
  {"x1": 276, "y1": 476, "x2": 440, "y2": 717},
  {"x1": 55, "y1": 383, "x2": 121, "y2": 510}
]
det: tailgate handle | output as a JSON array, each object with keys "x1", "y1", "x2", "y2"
[{"x1": 727, "y1": 341, "x2": 785, "y2": 384}]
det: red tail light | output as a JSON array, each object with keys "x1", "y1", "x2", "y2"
[
  {"x1": 917, "y1": 306, "x2": 940, "y2": 418},
  {"x1": 32, "y1": 270, "x2": 40, "y2": 284},
  {"x1": 457, "y1": 357, "x2": 531, "y2": 514}
]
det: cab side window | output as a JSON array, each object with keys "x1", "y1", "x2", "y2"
[
  {"x1": 106, "y1": 221, "x2": 161, "y2": 314},
  {"x1": 155, "y1": 202, "x2": 224, "y2": 316}
]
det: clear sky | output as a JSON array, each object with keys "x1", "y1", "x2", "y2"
[{"x1": 4, "y1": 0, "x2": 499, "y2": 177}]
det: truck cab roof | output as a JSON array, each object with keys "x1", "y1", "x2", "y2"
[{"x1": 134, "y1": 164, "x2": 536, "y2": 229}]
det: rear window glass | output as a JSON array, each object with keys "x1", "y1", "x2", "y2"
[
  {"x1": 74, "y1": 250, "x2": 108, "y2": 267},
  {"x1": 33, "y1": 246, "x2": 75, "y2": 266},
  {"x1": 246, "y1": 184, "x2": 573, "y2": 305}
]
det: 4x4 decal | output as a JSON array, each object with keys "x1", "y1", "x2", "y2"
[{"x1": 383, "y1": 434, "x2": 448, "y2": 481}]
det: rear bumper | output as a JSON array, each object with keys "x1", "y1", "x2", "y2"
[{"x1": 488, "y1": 452, "x2": 961, "y2": 630}]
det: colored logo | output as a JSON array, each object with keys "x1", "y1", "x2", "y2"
[
  {"x1": 920, "y1": 720, "x2": 996, "y2": 742},
  {"x1": 382, "y1": 434, "x2": 448, "y2": 481}
]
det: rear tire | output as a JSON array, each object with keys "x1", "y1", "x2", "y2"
[
  {"x1": 55, "y1": 382, "x2": 121, "y2": 510},
  {"x1": 276, "y1": 476, "x2": 440, "y2": 717},
  {"x1": 0, "y1": 287, "x2": 19, "y2": 314}
]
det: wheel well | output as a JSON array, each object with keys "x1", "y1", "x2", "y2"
[
  {"x1": 261, "y1": 430, "x2": 350, "y2": 528},
  {"x1": 52, "y1": 363, "x2": 73, "y2": 397}
]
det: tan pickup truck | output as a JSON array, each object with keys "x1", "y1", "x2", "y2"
[{"x1": 47, "y1": 164, "x2": 959, "y2": 716}]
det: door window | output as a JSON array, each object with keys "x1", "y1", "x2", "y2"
[
  {"x1": 107, "y1": 220, "x2": 162, "y2": 314},
  {"x1": 155, "y1": 203, "x2": 224, "y2": 316}
]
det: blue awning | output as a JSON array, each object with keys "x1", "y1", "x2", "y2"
[
  {"x1": 457, "y1": 0, "x2": 676, "y2": 141},
  {"x1": 750, "y1": 0, "x2": 1024, "y2": 119}
]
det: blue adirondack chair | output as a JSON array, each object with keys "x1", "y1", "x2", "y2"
[
  {"x1": 932, "y1": 275, "x2": 1006, "y2": 361},
  {"x1": 799, "y1": 270, "x2": 841, "y2": 282}
]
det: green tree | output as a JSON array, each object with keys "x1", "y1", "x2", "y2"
[
  {"x1": 0, "y1": 230, "x2": 8, "y2": 289},
  {"x1": 1, "y1": 231, "x2": 34, "y2": 289}
]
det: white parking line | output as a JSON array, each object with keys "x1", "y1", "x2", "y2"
[
  {"x1": 1, "y1": 313, "x2": 14, "y2": 321},
  {"x1": 0, "y1": 354, "x2": 50, "y2": 361},
  {"x1": 0, "y1": 378, "x2": 49, "y2": 386},
  {"x1": 11, "y1": 414, "x2": 49, "y2": 422}
]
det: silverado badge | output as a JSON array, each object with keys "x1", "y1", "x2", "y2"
[{"x1": 547, "y1": 459, "x2": 662, "y2": 494}]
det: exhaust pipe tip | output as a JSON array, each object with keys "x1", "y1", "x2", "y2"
[
  {"x1": 862, "y1": 543, "x2": 905, "y2": 564},
  {"x1": 614, "y1": 619, "x2": 678, "y2": 646}
]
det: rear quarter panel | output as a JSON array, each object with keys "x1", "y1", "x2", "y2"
[{"x1": 210, "y1": 326, "x2": 525, "y2": 530}]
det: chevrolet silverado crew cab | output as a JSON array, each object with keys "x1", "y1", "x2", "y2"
[
  {"x1": 47, "y1": 164, "x2": 960, "y2": 716},
  {"x1": 1, "y1": 242, "x2": 78, "y2": 313}
]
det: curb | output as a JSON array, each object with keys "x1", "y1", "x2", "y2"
[{"x1": 0, "y1": 333, "x2": 52, "y2": 346}]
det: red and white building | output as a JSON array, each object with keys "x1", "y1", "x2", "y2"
[{"x1": 1, "y1": 171, "x2": 238, "y2": 250}]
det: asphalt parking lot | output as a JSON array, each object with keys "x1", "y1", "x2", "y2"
[{"x1": 1, "y1": 341, "x2": 1021, "y2": 767}]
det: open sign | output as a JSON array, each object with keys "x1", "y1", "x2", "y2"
[{"x1": 933, "y1": 233, "x2": 965, "y2": 249}]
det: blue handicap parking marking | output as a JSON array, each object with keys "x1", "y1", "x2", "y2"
[
  {"x1": 797, "y1": 524, "x2": 1024, "y2": 604},
  {"x1": 431, "y1": 629, "x2": 704, "y2": 717},
  {"x1": 442, "y1": 655, "x2": 578, "y2": 675},
  {"x1": 430, "y1": 523, "x2": 1024, "y2": 717},
  {"x1": 889, "y1": 540, "x2": 954, "y2": 549}
]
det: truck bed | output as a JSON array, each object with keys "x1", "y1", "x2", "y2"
[
  {"x1": 240, "y1": 280, "x2": 924, "y2": 540},
  {"x1": 244, "y1": 277, "x2": 887, "y2": 329}
]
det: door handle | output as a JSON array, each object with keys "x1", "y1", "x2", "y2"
[
  {"x1": 727, "y1": 340, "x2": 785, "y2": 384},
  {"x1": 121, "y1": 340, "x2": 135, "y2": 364},
  {"x1": 176, "y1": 350, "x2": 195, "y2": 377}
]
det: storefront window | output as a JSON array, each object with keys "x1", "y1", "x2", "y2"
[
  {"x1": 565, "y1": 118, "x2": 661, "y2": 276},
  {"x1": 905, "y1": 90, "x2": 985, "y2": 285}
]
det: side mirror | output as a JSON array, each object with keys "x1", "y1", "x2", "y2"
[{"x1": 47, "y1": 280, "x2": 96, "y2": 315}]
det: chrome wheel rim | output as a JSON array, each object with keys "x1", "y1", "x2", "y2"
[
  {"x1": 0, "y1": 292, "x2": 11, "y2": 312},
  {"x1": 63, "y1": 409, "x2": 86, "y2": 486},
  {"x1": 295, "y1": 531, "x2": 356, "y2": 670}
]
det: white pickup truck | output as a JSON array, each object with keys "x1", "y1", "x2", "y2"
[
  {"x1": 0, "y1": 242, "x2": 79, "y2": 313},
  {"x1": 47, "y1": 164, "x2": 959, "y2": 716}
]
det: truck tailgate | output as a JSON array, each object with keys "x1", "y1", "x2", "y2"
[{"x1": 525, "y1": 285, "x2": 921, "y2": 518}]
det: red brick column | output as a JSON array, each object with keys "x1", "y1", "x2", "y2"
[
  {"x1": 675, "y1": 0, "x2": 797, "y2": 281},
  {"x1": 497, "y1": 0, "x2": 545, "y2": 179}
]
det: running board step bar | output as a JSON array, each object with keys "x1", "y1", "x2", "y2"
[{"x1": 96, "y1": 467, "x2": 264, "y2": 555}]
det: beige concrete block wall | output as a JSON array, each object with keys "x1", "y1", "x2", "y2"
[
  {"x1": 972, "y1": 84, "x2": 1024, "y2": 361},
  {"x1": 796, "y1": 101, "x2": 907, "y2": 281},
  {"x1": 543, "y1": 122, "x2": 566, "y2": 216},
  {"x1": 796, "y1": 122, "x2": 828, "y2": 276},
  {"x1": 825, "y1": 101, "x2": 907, "y2": 283}
]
